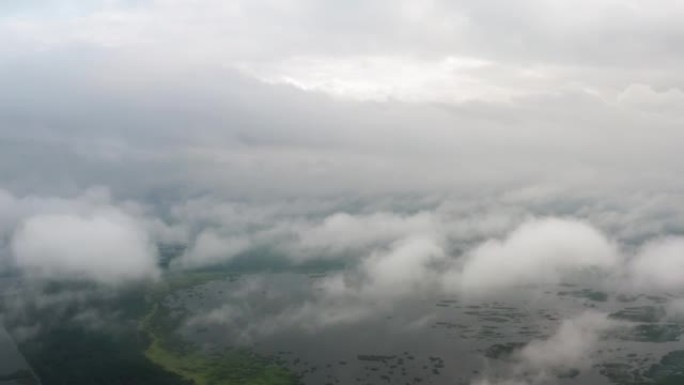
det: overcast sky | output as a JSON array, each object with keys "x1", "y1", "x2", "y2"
[
  {"x1": 2, "y1": 0, "x2": 684, "y2": 283},
  {"x1": 1, "y1": 0, "x2": 683, "y2": 198}
]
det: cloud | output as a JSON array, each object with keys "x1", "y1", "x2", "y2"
[
  {"x1": 473, "y1": 312, "x2": 620, "y2": 385},
  {"x1": 176, "y1": 229, "x2": 250, "y2": 268},
  {"x1": 167, "y1": 203, "x2": 684, "y2": 301},
  {"x1": 11, "y1": 209, "x2": 160, "y2": 283},
  {"x1": 519, "y1": 312, "x2": 615, "y2": 371},
  {"x1": 665, "y1": 298, "x2": 684, "y2": 320},
  {"x1": 457, "y1": 218, "x2": 619, "y2": 295},
  {"x1": 2, "y1": 1, "x2": 684, "y2": 202},
  {"x1": 179, "y1": 217, "x2": 624, "y2": 338},
  {"x1": 242, "y1": 55, "x2": 519, "y2": 103},
  {"x1": 321, "y1": 235, "x2": 447, "y2": 300},
  {"x1": 168, "y1": 208, "x2": 443, "y2": 267},
  {"x1": 291, "y1": 211, "x2": 438, "y2": 258},
  {"x1": 182, "y1": 236, "x2": 448, "y2": 340},
  {"x1": 0, "y1": 188, "x2": 165, "y2": 283},
  {"x1": 617, "y1": 84, "x2": 684, "y2": 117},
  {"x1": 182, "y1": 274, "x2": 381, "y2": 344},
  {"x1": 627, "y1": 237, "x2": 684, "y2": 293}
]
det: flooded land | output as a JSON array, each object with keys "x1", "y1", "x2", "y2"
[
  {"x1": 151, "y1": 272, "x2": 684, "y2": 385},
  {"x1": 4, "y1": 270, "x2": 684, "y2": 385}
]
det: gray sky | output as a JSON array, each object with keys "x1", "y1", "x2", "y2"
[
  {"x1": 1, "y1": 0, "x2": 684, "y2": 199},
  {"x1": 2, "y1": 0, "x2": 684, "y2": 284}
]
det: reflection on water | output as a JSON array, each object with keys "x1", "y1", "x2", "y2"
[{"x1": 160, "y1": 272, "x2": 684, "y2": 385}]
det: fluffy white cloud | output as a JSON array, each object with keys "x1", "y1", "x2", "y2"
[
  {"x1": 293, "y1": 211, "x2": 437, "y2": 257},
  {"x1": 458, "y1": 218, "x2": 619, "y2": 294},
  {"x1": 520, "y1": 312, "x2": 615, "y2": 370},
  {"x1": 11, "y1": 210, "x2": 160, "y2": 283},
  {"x1": 0, "y1": 188, "x2": 165, "y2": 283},
  {"x1": 361, "y1": 237, "x2": 444, "y2": 294},
  {"x1": 169, "y1": 209, "x2": 443, "y2": 267},
  {"x1": 176, "y1": 229, "x2": 250, "y2": 268},
  {"x1": 473, "y1": 312, "x2": 619, "y2": 385},
  {"x1": 169, "y1": 205, "x2": 684, "y2": 302},
  {"x1": 321, "y1": 235, "x2": 446, "y2": 300},
  {"x1": 627, "y1": 237, "x2": 684, "y2": 293}
]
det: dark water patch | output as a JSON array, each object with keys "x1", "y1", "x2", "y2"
[
  {"x1": 357, "y1": 355, "x2": 396, "y2": 363},
  {"x1": 558, "y1": 289, "x2": 609, "y2": 302},
  {"x1": 610, "y1": 306, "x2": 666, "y2": 323},
  {"x1": 157, "y1": 244, "x2": 186, "y2": 269},
  {"x1": 645, "y1": 295, "x2": 670, "y2": 305},
  {"x1": 614, "y1": 324, "x2": 684, "y2": 343},
  {"x1": 483, "y1": 342, "x2": 527, "y2": 360},
  {"x1": 644, "y1": 350, "x2": 684, "y2": 384},
  {"x1": 597, "y1": 362, "x2": 645, "y2": 384},
  {"x1": 598, "y1": 349, "x2": 684, "y2": 384},
  {"x1": 557, "y1": 367, "x2": 581, "y2": 379},
  {"x1": 186, "y1": 247, "x2": 349, "y2": 275},
  {"x1": 617, "y1": 294, "x2": 639, "y2": 303},
  {"x1": 616, "y1": 294, "x2": 670, "y2": 305}
]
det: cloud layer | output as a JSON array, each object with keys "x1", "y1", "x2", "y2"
[{"x1": 1, "y1": 1, "x2": 684, "y2": 202}]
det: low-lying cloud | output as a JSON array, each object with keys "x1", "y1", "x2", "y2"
[
  {"x1": 473, "y1": 312, "x2": 620, "y2": 385},
  {"x1": 0, "y1": 188, "x2": 163, "y2": 283},
  {"x1": 3, "y1": 180, "x2": 684, "y2": 309},
  {"x1": 626, "y1": 237, "x2": 684, "y2": 293},
  {"x1": 12, "y1": 210, "x2": 159, "y2": 283},
  {"x1": 458, "y1": 218, "x2": 619, "y2": 295}
]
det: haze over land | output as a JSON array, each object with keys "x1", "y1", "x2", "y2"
[{"x1": 2, "y1": 1, "x2": 684, "y2": 385}]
